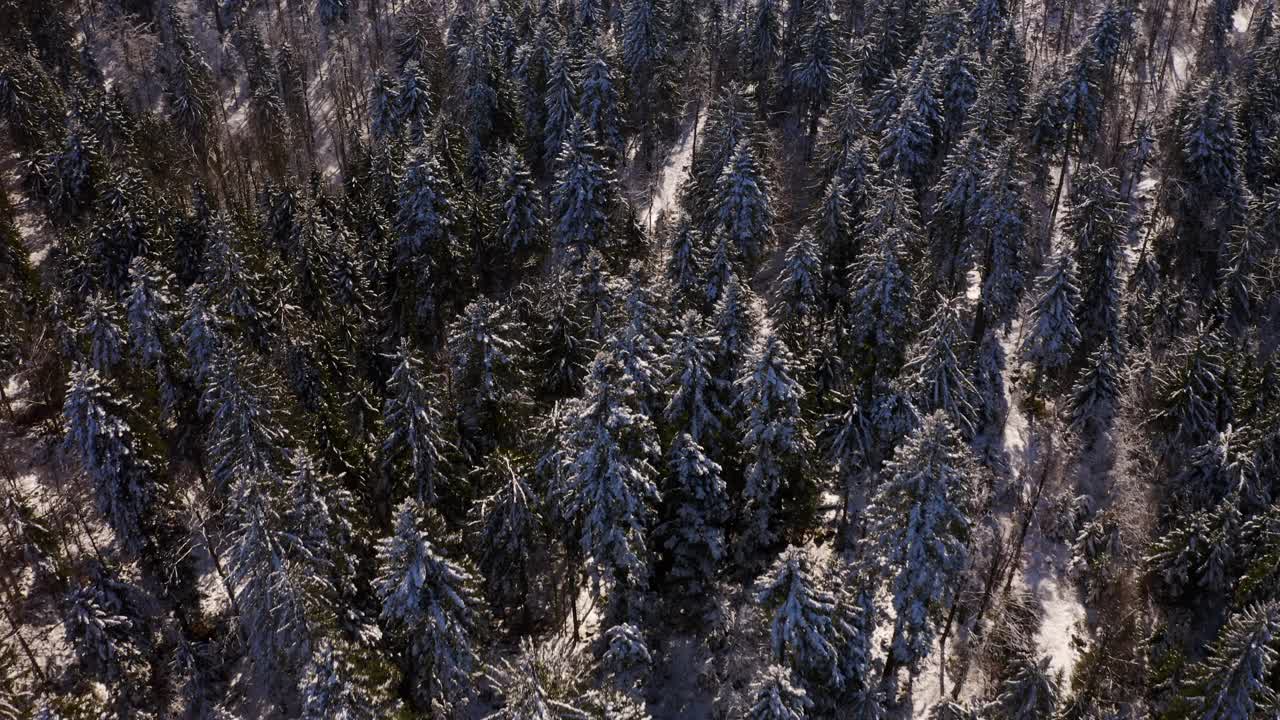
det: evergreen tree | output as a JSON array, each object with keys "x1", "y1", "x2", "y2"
[
  {"x1": 63, "y1": 365, "x2": 151, "y2": 554},
  {"x1": 662, "y1": 432, "x2": 728, "y2": 598},
  {"x1": 551, "y1": 119, "x2": 612, "y2": 267},
  {"x1": 901, "y1": 295, "x2": 978, "y2": 438},
  {"x1": 663, "y1": 311, "x2": 725, "y2": 446},
  {"x1": 713, "y1": 139, "x2": 774, "y2": 271},
  {"x1": 493, "y1": 145, "x2": 545, "y2": 256},
  {"x1": 578, "y1": 47, "x2": 624, "y2": 165},
  {"x1": 986, "y1": 655, "x2": 1060, "y2": 720},
  {"x1": 867, "y1": 411, "x2": 973, "y2": 675},
  {"x1": 1019, "y1": 251, "x2": 1083, "y2": 379},
  {"x1": 375, "y1": 499, "x2": 480, "y2": 708},
  {"x1": 80, "y1": 293, "x2": 126, "y2": 373},
  {"x1": 544, "y1": 46, "x2": 577, "y2": 165},
  {"x1": 396, "y1": 59, "x2": 433, "y2": 142},
  {"x1": 381, "y1": 339, "x2": 450, "y2": 506},
  {"x1": 748, "y1": 665, "x2": 813, "y2": 720},
  {"x1": 559, "y1": 356, "x2": 661, "y2": 611},
  {"x1": 756, "y1": 546, "x2": 861, "y2": 695},
  {"x1": 301, "y1": 640, "x2": 377, "y2": 720},
  {"x1": 773, "y1": 230, "x2": 822, "y2": 348},
  {"x1": 369, "y1": 69, "x2": 399, "y2": 141},
  {"x1": 1065, "y1": 163, "x2": 1126, "y2": 357},
  {"x1": 1184, "y1": 601, "x2": 1280, "y2": 720},
  {"x1": 737, "y1": 335, "x2": 812, "y2": 558}
]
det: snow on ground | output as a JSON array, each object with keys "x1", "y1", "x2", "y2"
[{"x1": 640, "y1": 110, "x2": 702, "y2": 232}]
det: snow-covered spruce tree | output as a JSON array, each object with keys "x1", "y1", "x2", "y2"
[
  {"x1": 1182, "y1": 601, "x2": 1280, "y2": 719},
  {"x1": 756, "y1": 546, "x2": 862, "y2": 700},
  {"x1": 394, "y1": 147, "x2": 457, "y2": 337},
  {"x1": 578, "y1": 46, "x2": 624, "y2": 166},
  {"x1": 1069, "y1": 343, "x2": 1123, "y2": 442},
  {"x1": 879, "y1": 58, "x2": 941, "y2": 185},
  {"x1": 558, "y1": 354, "x2": 661, "y2": 617},
  {"x1": 743, "y1": 0, "x2": 782, "y2": 113},
  {"x1": 369, "y1": 69, "x2": 399, "y2": 141},
  {"x1": 493, "y1": 144, "x2": 545, "y2": 257},
  {"x1": 1151, "y1": 325, "x2": 1231, "y2": 454},
  {"x1": 62, "y1": 577, "x2": 137, "y2": 684},
  {"x1": 202, "y1": 340, "x2": 285, "y2": 491},
  {"x1": 481, "y1": 637, "x2": 591, "y2": 719},
  {"x1": 681, "y1": 83, "x2": 755, "y2": 228},
  {"x1": 846, "y1": 181, "x2": 916, "y2": 373},
  {"x1": 773, "y1": 229, "x2": 822, "y2": 351},
  {"x1": 63, "y1": 364, "x2": 151, "y2": 554},
  {"x1": 1064, "y1": 163, "x2": 1127, "y2": 358},
  {"x1": 663, "y1": 310, "x2": 726, "y2": 448},
  {"x1": 664, "y1": 223, "x2": 704, "y2": 311},
  {"x1": 381, "y1": 339, "x2": 450, "y2": 508},
  {"x1": 80, "y1": 292, "x2": 126, "y2": 373},
  {"x1": 985, "y1": 654, "x2": 1060, "y2": 720},
  {"x1": 551, "y1": 118, "x2": 613, "y2": 268},
  {"x1": 662, "y1": 431, "x2": 728, "y2": 599},
  {"x1": 937, "y1": 44, "x2": 978, "y2": 148},
  {"x1": 300, "y1": 639, "x2": 380, "y2": 720},
  {"x1": 396, "y1": 59, "x2": 432, "y2": 143},
  {"x1": 748, "y1": 664, "x2": 813, "y2": 720},
  {"x1": 623, "y1": 0, "x2": 670, "y2": 158},
  {"x1": 1019, "y1": 251, "x2": 1083, "y2": 384},
  {"x1": 930, "y1": 126, "x2": 987, "y2": 294},
  {"x1": 226, "y1": 471, "x2": 318, "y2": 698},
  {"x1": 160, "y1": 5, "x2": 216, "y2": 153},
  {"x1": 901, "y1": 294, "x2": 978, "y2": 439},
  {"x1": 712, "y1": 274, "x2": 761, "y2": 410},
  {"x1": 125, "y1": 257, "x2": 181, "y2": 417},
  {"x1": 972, "y1": 138, "x2": 1029, "y2": 337},
  {"x1": 786, "y1": 0, "x2": 836, "y2": 138},
  {"x1": 473, "y1": 451, "x2": 542, "y2": 618},
  {"x1": 703, "y1": 229, "x2": 737, "y2": 309},
  {"x1": 867, "y1": 411, "x2": 974, "y2": 678},
  {"x1": 714, "y1": 136, "x2": 775, "y2": 272},
  {"x1": 736, "y1": 335, "x2": 813, "y2": 561},
  {"x1": 375, "y1": 499, "x2": 481, "y2": 711},
  {"x1": 449, "y1": 296, "x2": 527, "y2": 449},
  {"x1": 600, "y1": 622, "x2": 653, "y2": 696},
  {"x1": 543, "y1": 45, "x2": 577, "y2": 167}
]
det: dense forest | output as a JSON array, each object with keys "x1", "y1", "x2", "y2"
[{"x1": 0, "y1": 0, "x2": 1278, "y2": 717}]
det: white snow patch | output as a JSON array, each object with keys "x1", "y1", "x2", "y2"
[
  {"x1": 1027, "y1": 568, "x2": 1085, "y2": 677},
  {"x1": 643, "y1": 110, "x2": 702, "y2": 231}
]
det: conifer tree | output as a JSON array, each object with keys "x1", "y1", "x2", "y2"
[
  {"x1": 578, "y1": 47, "x2": 624, "y2": 165},
  {"x1": 63, "y1": 365, "x2": 151, "y2": 554},
  {"x1": 544, "y1": 46, "x2": 577, "y2": 165},
  {"x1": 748, "y1": 665, "x2": 812, "y2": 720},
  {"x1": 1184, "y1": 601, "x2": 1280, "y2": 720},
  {"x1": 382, "y1": 339, "x2": 450, "y2": 506},
  {"x1": 559, "y1": 356, "x2": 661, "y2": 612},
  {"x1": 1065, "y1": 163, "x2": 1127, "y2": 357},
  {"x1": 375, "y1": 499, "x2": 481, "y2": 709},
  {"x1": 756, "y1": 546, "x2": 861, "y2": 695},
  {"x1": 986, "y1": 655, "x2": 1060, "y2": 720},
  {"x1": 1019, "y1": 251, "x2": 1083, "y2": 380},
  {"x1": 737, "y1": 335, "x2": 812, "y2": 558},
  {"x1": 773, "y1": 230, "x2": 822, "y2": 348},
  {"x1": 663, "y1": 311, "x2": 725, "y2": 447},
  {"x1": 902, "y1": 295, "x2": 978, "y2": 438},
  {"x1": 551, "y1": 119, "x2": 612, "y2": 267},
  {"x1": 714, "y1": 139, "x2": 775, "y2": 271},
  {"x1": 867, "y1": 411, "x2": 973, "y2": 676},
  {"x1": 663, "y1": 430, "x2": 728, "y2": 598},
  {"x1": 493, "y1": 145, "x2": 545, "y2": 256},
  {"x1": 396, "y1": 59, "x2": 433, "y2": 142}
]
